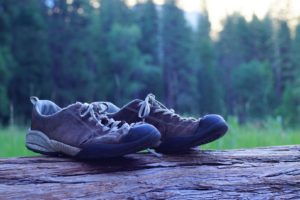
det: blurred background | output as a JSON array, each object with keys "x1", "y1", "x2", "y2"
[{"x1": 0, "y1": 0, "x2": 300, "y2": 157}]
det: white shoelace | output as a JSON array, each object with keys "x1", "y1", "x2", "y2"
[
  {"x1": 138, "y1": 94, "x2": 195, "y2": 121},
  {"x1": 80, "y1": 103, "x2": 130, "y2": 134}
]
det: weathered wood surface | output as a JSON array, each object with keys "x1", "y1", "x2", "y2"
[{"x1": 0, "y1": 145, "x2": 300, "y2": 200}]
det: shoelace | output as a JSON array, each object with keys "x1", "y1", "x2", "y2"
[
  {"x1": 80, "y1": 102, "x2": 130, "y2": 134},
  {"x1": 147, "y1": 148, "x2": 162, "y2": 157},
  {"x1": 138, "y1": 94, "x2": 195, "y2": 121},
  {"x1": 81, "y1": 102, "x2": 162, "y2": 157}
]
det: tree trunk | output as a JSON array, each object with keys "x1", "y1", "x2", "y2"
[
  {"x1": 0, "y1": 145, "x2": 300, "y2": 199},
  {"x1": 272, "y1": 20, "x2": 283, "y2": 105}
]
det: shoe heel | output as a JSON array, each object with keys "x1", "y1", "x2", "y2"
[
  {"x1": 26, "y1": 130, "x2": 59, "y2": 156},
  {"x1": 26, "y1": 129, "x2": 81, "y2": 157}
]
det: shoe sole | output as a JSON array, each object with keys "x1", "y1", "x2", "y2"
[
  {"x1": 155, "y1": 121, "x2": 228, "y2": 153},
  {"x1": 75, "y1": 130, "x2": 160, "y2": 160},
  {"x1": 26, "y1": 129, "x2": 160, "y2": 159},
  {"x1": 26, "y1": 130, "x2": 81, "y2": 157}
]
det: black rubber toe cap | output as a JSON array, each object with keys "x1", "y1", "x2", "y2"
[
  {"x1": 194, "y1": 114, "x2": 228, "y2": 144},
  {"x1": 76, "y1": 124, "x2": 161, "y2": 159},
  {"x1": 122, "y1": 124, "x2": 161, "y2": 146},
  {"x1": 198, "y1": 114, "x2": 226, "y2": 128}
]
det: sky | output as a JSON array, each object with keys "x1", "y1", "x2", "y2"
[{"x1": 127, "y1": 0, "x2": 300, "y2": 37}]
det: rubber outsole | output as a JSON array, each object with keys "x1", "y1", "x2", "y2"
[
  {"x1": 154, "y1": 121, "x2": 228, "y2": 153},
  {"x1": 75, "y1": 130, "x2": 160, "y2": 160},
  {"x1": 26, "y1": 129, "x2": 161, "y2": 159},
  {"x1": 26, "y1": 130, "x2": 81, "y2": 157}
]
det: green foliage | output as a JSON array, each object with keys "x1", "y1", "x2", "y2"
[
  {"x1": 277, "y1": 20, "x2": 293, "y2": 87},
  {"x1": 232, "y1": 60, "x2": 272, "y2": 122},
  {"x1": 0, "y1": 0, "x2": 14, "y2": 123},
  {"x1": 135, "y1": 0, "x2": 159, "y2": 65},
  {"x1": 100, "y1": 0, "x2": 132, "y2": 32},
  {"x1": 47, "y1": 0, "x2": 95, "y2": 104},
  {"x1": 278, "y1": 23, "x2": 300, "y2": 126},
  {"x1": 280, "y1": 86, "x2": 300, "y2": 126},
  {"x1": 134, "y1": 0, "x2": 163, "y2": 98},
  {"x1": 161, "y1": 0, "x2": 195, "y2": 113},
  {"x1": 0, "y1": 47, "x2": 13, "y2": 123},
  {"x1": 216, "y1": 14, "x2": 250, "y2": 115},
  {"x1": 193, "y1": 9, "x2": 223, "y2": 114},
  {"x1": 0, "y1": 0, "x2": 299, "y2": 128},
  {"x1": 7, "y1": 0, "x2": 51, "y2": 122},
  {"x1": 247, "y1": 15, "x2": 273, "y2": 62},
  {"x1": 107, "y1": 23, "x2": 151, "y2": 103}
]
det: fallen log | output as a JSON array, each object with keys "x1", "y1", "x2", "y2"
[{"x1": 0, "y1": 145, "x2": 300, "y2": 199}]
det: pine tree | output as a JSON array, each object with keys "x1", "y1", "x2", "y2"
[
  {"x1": 246, "y1": 15, "x2": 275, "y2": 114},
  {"x1": 0, "y1": 0, "x2": 14, "y2": 123},
  {"x1": 135, "y1": 0, "x2": 159, "y2": 65},
  {"x1": 292, "y1": 24, "x2": 300, "y2": 72},
  {"x1": 161, "y1": 0, "x2": 195, "y2": 112},
  {"x1": 97, "y1": 0, "x2": 134, "y2": 103},
  {"x1": 216, "y1": 13, "x2": 249, "y2": 115},
  {"x1": 232, "y1": 60, "x2": 272, "y2": 122},
  {"x1": 280, "y1": 23, "x2": 300, "y2": 126},
  {"x1": 247, "y1": 15, "x2": 274, "y2": 62},
  {"x1": 47, "y1": 0, "x2": 95, "y2": 104},
  {"x1": 194, "y1": 6, "x2": 222, "y2": 114},
  {"x1": 271, "y1": 20, "x2": 293, "y2": 107},
  {"x1": 99, "y1": 0, "x2": 132, "y2": 33},
  {"x1": 107, "y1": 23, "x2": 150, "y2": 104},
  {"x1": 134, "y1": 0, "x2": 162, "y2": 98},
  {"x1": 278, "y1": 20, "x2": 293, "y2": 90},
  {"x1": 8, "y1": 0, "x2": 50, "y2": 122}
]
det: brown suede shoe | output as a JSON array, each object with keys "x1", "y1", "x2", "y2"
[
  {"x1": 108, "y1": 94, "x2": 228, "y2": 153},
  {"x1": 26, "y1": 97, "x2": 161, "y2": 159}
]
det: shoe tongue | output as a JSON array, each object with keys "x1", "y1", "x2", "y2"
[{"x1": 126, "y1": 99, "x2": 143, "y2": 109}]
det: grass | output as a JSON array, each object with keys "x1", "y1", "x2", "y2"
[
  {"x1": 0, "y1": 118, "x2": 299, "y2": 157},
  {"x1": 202, "y1": 117, "x2": 300, "y2": 150},
  {"x1": 0, "y1": 126, "x2": 37, "y2": 158}
]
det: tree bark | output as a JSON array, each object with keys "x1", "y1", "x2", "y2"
[{"x1": 0, "y1": 145, "x2": 300, "y2": 199}]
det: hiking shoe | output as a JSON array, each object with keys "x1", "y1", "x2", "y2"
[
  {"x1": 26, "y1": 97, "x2": 161, "y2": 159},
  {"x1": 107, "y1": 94, "x2": 228, "y2": 153}
]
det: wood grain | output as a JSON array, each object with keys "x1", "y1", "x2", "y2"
[{"x1": 1, "y1": 145, "x2": 300, "y2": 199}]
